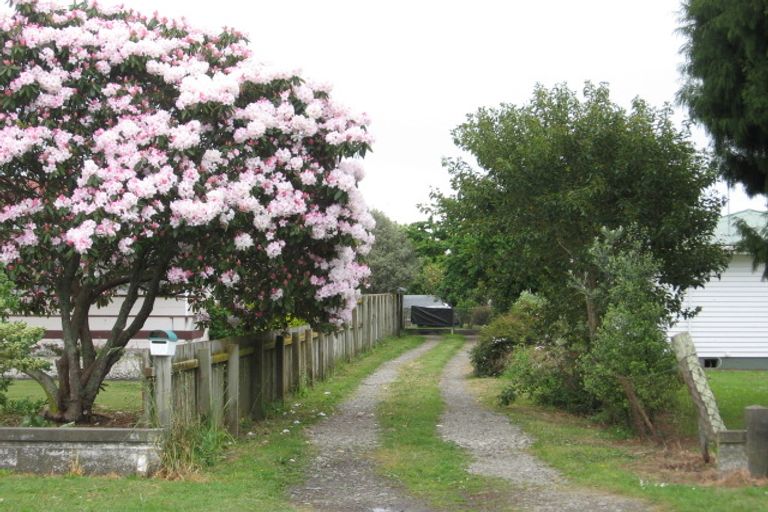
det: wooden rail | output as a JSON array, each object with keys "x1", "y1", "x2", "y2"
[{"x1": 143, "y1": 293, "x2": 402, "y2": 434}]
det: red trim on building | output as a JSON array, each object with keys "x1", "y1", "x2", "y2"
[{"x1": 43, "y1": 329, "x2": 205, "y2": 340}]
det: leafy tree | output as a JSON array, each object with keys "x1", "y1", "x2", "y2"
[
  {"x1": 0, "y1": 270, "x2": 47, "y2": 408},
  {"x1": 365, "y1": 210, "x2": 420, "y2": 293},
  {"x1": 433, "y1": 82, "x2": 727, "y2": 337},
  {"x1": 0, "y1": 1, "x2": 373, "y2": 421},
  {"x1": 679, "y1": 0, "x2": 768, "y2": 196},
  {"x1": 581, "y1": 230, "x2": 680, "y2": 436}
]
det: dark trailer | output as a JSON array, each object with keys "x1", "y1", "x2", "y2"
[{"x1": 403, "y1": 295, "x2": 454, "y2": 328}]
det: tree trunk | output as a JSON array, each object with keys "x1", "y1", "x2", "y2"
[{"x1": 41, "y1": 250, "x2": 169, "y2": 423}]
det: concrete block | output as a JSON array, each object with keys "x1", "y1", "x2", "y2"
[{"x1": 0, "y1": 427, "x2": 163, "y2": 476}]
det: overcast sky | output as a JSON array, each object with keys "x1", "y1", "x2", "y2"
[{"x1": 22, "y1": 1, "x2": 768, "y2": 222}]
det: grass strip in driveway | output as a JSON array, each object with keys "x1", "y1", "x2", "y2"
[
  {"x1": 0, "y1": 335, "x2": 424, "y2": 512},
  {"x1": 376, "y1": 335, "x2": 514, "y2": 512},
  {"x1": 470, "y1": 376, "x2": 768, "y2": 512}
]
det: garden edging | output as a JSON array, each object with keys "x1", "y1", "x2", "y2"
[{"x1": 0, "y1": 427, "x2": 163, "y2": 476}]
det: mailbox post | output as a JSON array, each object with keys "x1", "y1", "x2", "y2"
[{"x1": 150, "y1": 330, "x2": 178, "y2": 428}]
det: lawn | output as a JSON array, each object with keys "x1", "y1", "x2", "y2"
[
  {"x1": 0, "y1": 335, "x2": 425, "y2": 512},
  {"x1": 376, "y1": 334, "x2": 513, "y2": 511},
  {"x1": 5, "y1": 379, "x2": 143, "y2": 413},
  {"x1": 471, "y1": 369, "x2": 768, "y2": 512}
]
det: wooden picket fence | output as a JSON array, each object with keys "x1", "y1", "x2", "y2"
[{"x1": 142, "y1": 293, "x2": 402, "y2": 434}]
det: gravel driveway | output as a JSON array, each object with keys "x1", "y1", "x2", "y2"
[
  {"x1": 290, "y1": 339, "x2": 438, "y2": 512},
  {"x1": 438, "y1": 337, "x2": 651, "y2": 512}
]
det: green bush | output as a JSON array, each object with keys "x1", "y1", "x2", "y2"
[
  {"x1": 0, "y1": 397, "x2": 49, "y2": 427},
  {"x1": 470, "y1": 335, "x2": 518, "y2": 377},
  {"x1": 579, "y1": 234, "x2": 681, "y2": 434},
  {"x1": 0, "y1": 269, "x2": 48, "y2": 410},
  {"x1": 470, "y1": 292, "x2": 546, "y2": 377},
  {"x1": 469, "y1": 306, "x2": 492, "y2": 326},
  {"x1": 500, "y1": 344, "x2": 599, "y2": 414}
]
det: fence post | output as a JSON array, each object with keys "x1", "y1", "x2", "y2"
[
  {"x1": 226, "y1": 342, "x2": 240, "y2": 436},
  {"x1": 291, "y1": 331, "x2": 301, "y2": 391},
  {"x1": 275, "y1": 335, "x2": 286, "y2": 401},
  {"x1": 196, "y1": 345, "x2": 213, "y2": 421},
  {"x1": 251, "y1": 336, "x2": 266, "y2": 420},
  {"x1": 305, "y1": 329, "x2": 314, "y2": 384},
  {"x1": 154, "y1": 355, "x2": 173, "y2": 428},
  {"x1": 317, "y1": 332, "x2": 326, "y2": 380},
  {"x1": 140, "y1": 350, "x2": 152, "y2": 426},
  {"x1": 365, "y1": 297, "x2": 373, "y2": 348},
  {"x1": 746, "y1": 406, "x2": 768, "y2": 477}
]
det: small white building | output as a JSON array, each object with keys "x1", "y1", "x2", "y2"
[
  {"x1": 9, "y1": 295, "x2": 205, "y2": 350},
  {"x1": 669, "y1": 209, "x2": 768, "y2": 369}
]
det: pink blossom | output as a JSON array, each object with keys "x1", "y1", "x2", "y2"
[
  {"x1": 265, "y1": 239, "x2": 285, "y2": 259},
  {"x1": 234, "y1": 233, "x2": 254, "y2": 250},
  {"x1": 166, "y1": 266, "x2": 189, "y2": 284},
  {"x1": 64, "y1": 220, "x2": 97, "y2": 254}
]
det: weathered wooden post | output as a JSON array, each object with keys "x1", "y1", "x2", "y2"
[
  {"x1": 352, "y1": 307, "x2": 359, "y2": 355},
  {"x1": 305, "y1": 329, "x2": 315, "y2": 384},
  {"x1": 746, "y1": 406, "x2": 768, "y2": 477},
  {"x1": 316, "y1": 331, "x2": 324, "y2": 380},
  {"x1": 671, "y1": 332, "x2": 725, "y2": 462},
  {"x1": 225, "y1": 342, "x2": 240, "y2": 435},
  {"x1": 149, "y1": 330, "x2": 178, "y2": 429},
  {"x1": 154, "y1": 356, "x2": 172, "y2": 428},
  {"x1": 196, "y1": 345, "x2": 213, "y2": 421},
  {"x1": 251, "y1": 335, "x2": 266, "y2": 420},
  {"x1": 140, "y1": 350, "x2": 152, "y2": 426},
  {"x1": 275, "y1": 334, "x2": 286, "y2": 401},
  {"x1": 291, "y1": 331, "x2": 301, "y2": 390}
]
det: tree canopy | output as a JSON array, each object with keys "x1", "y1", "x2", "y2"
[
  {"x1": 432, "y1": 83, "x2": 727, "y2": 331},
  {"x1": 365, "y1": 210, "x2": 419, "y2": 293},
  {"x1": 679, "y1": 0, "x2": 768, "y2": 196},
  {"x1": 0, "y1": 0, "x2": 374, "y2": 420}
]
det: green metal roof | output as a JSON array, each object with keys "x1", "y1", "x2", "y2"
[{"x1": 715, "y1": 209, "x2": 768, "y2": 246}]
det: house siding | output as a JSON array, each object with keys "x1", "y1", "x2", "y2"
[
  {"x1": 669, "y1": 254, "x2": 768, "y2": 361},
  {"x1": 9, "y1": 296, "x2": 203, "y2": 348}
]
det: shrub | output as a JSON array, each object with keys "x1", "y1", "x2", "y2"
[
  {"x1": 500, "y1": 344, "x2": 599, "y2": 414},
  {"x1": 471, "y1": 336, "x2": 518, "y2": 377},
  {"x1": 469, "y1": 306, "x2": 492, "y2": 326},
  {"x1": 0, "y1": 398, "x2": 49, "y2": 427},
  {"x1": 580, "y1": 234, "x2": 681, "y2": 435},
  {"x1": 0, "y1": 270, "x2": 47, "y2": 410},
  {"x1": 470, "y1": 292, "x2": 546, "y2": 376}
]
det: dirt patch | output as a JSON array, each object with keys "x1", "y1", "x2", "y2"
[
  {"x1": 629, "y1": 443, "x2": 768, "y2": 488},
  {"x1": 81, "y1": 411, "x2": 141, "y2": 428}
]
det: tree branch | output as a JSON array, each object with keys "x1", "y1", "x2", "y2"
[{"x1": 23, "y1": 368, "x2": 59, "y2": 413}]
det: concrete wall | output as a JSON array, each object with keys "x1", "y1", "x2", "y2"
[{"x1": 0, "y1": 427, "x2": 162, "y2": 476}]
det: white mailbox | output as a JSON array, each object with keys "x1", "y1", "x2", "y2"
[{"x1": 148, "y1": 329, "x2": 178, "y2": 357}]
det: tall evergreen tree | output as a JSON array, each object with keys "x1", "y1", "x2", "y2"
[{"x1": 679, "y1": 0, "x2": 768, "y2": 196}]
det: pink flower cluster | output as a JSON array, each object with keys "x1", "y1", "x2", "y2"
[{"x1": 0, "y1": 0, "x2": 375, "y2": 327}]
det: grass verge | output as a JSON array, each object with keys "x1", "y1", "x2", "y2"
[
  {"x1": 0, "y1": 335, "x2": 424, "y2": 512},
  {"x1": 6, "y1": 379, "x2": 143, "y2": 413},
  {"x1": 376, "y1": 334, "x2": 514, "y2": 511},
  {"x1": 674, "y1": 370, "x2": 768, "y2": 435},
  {"x1": 470, "y1": 376, "x2": 768, "y2": 512}
]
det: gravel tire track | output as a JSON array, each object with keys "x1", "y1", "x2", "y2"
[
  {"x1": 290, "y1": 339, "x2": 439, "y2": 512},
  {"x1": 439, "y1": 338, "x2": 651, "y2": 512}
]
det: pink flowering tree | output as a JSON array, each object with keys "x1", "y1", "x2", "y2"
[{"x1": 0, "y1": 0, "x2": 374, "y2": 422}]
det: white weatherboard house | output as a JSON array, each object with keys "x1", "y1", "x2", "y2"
[
  {"x1": 669, "y1": 209, "x2": 768, "y2": 369},
  {"x1": 9, "y1": 295, "x2": 205, "y2": 350}
]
